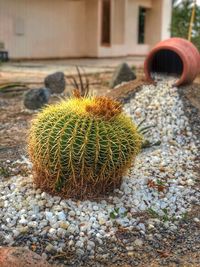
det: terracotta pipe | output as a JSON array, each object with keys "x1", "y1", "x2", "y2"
[{"x1": 144, "y1": 38, "x2": 200, "y2": 86}]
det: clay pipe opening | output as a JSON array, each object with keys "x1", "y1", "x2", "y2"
[
  {"x1": 145, "y1": 49, "x2": 185, "y2": 86},
  {"x1": 150, "y1": 49, "x2": 184, "y2": 76}
]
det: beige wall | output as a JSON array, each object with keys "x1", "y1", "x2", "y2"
[
  {"x1": 0, "y1": 0, "x2": 172, "y2": 59},
  {"x1": 145, "y1": 0, "x2": 172, "y2": 47},
  {"x1": 112, "y1": 0, "x2": 125, "y2": 45},
  {"x1": 85, "y1": 0, "x2": 99, "y2": 57},
  {"x1": 0, "y1": 0, "x2": 87, "y2": 59}
]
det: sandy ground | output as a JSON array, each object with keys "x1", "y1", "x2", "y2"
[{"x1": 0, "y1": 56, "x2": 144, "y2": 84}]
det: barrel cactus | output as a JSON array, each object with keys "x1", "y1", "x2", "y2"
[{"x1": 28, "y1": 93, "x2": 142, "y2": 199}]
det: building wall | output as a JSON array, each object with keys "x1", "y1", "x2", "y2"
[
  {"x1": 0, "y1": 0, "x2": 172, "y2": 59},
  {"x1": 98, "y1": 0, "x2": 152, "y2": 57},
  {"x1": 0, "y1": 0, "x2": 87, "y2": 59}
]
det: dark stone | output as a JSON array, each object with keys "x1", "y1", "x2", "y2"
[
  {"x1": 44, "y1": 72, "x2": 66, "y2": 94},
  {"x1": 110, "y1": 63, "x2": 136, "y2": 88},
  {"x1": 23, "y1": 88, "x2": 50, "y2": 110}
]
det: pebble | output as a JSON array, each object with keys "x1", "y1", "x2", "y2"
[
  {"x1": 49, "y1": 228, "x2": 56, "y2": 235},
  {"x1": 193, "y1": 218, "x2": 200, "y2": 223},
  {"x1": 27, "y1": 221, "x2": 38, "y2": 228},
  {"x1": 127, "y1": 251, "x2": 134, "y2": 257},
  {"x1": 19, "y1": 218, "x2": 28, "y2": 225},
  {"x1": 59, "y1": 221, "x2": 70, "y2": 229},
  {"x1": 148, "y1": 224, "x2": 155, "y2": 230},
  {"x1": 76, "y1": 248, "x2": 85, "y2": 256},
  {"x1": 45, "y1": 244, "x2": 55, "y2": 252},
  {"x1": 57, "y1": 211, "x2": 66, "y2": 221},
  {"x1": 138, "y1": 223, "x2": 146, "y2": 232},
  {"x1": 41, "y1": 253, "x2": 48, "y2": 260},
  {"x1": 98, "y1": 218, "x2": 106, "y2": 225},
  {"x1": 0, "y1": 76, "x2": 198, "y2": 257},
  {"x1": 68, "y1": 240, "x2": 74, "y2": 246},
  {"x1": 12, "y1": 230, "x2": 20, "y2": 238},
  {"x1": 69, "y1": 210, "x2": 76, "y2": 217},
  {"x1": 134, "y1": 239, "x2": 143, "y2": 247},
  {"x1": 45, "y1": 211, "x2": 53, "y2": 221},
  {"x1": 18, "y1": 226, "x2": 29, "y2": 233},
  {"x1": 67, "y1": 224, "x2": 77, "y2": 234},
  {"x1": 126, "y1": 246, "x2": 134, "y2": 251}
]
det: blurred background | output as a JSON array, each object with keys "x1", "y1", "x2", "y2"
[
  {"x1": 0, "y1": 0, "x2": 199, "y2": 61},
  {"x1": 172, "y1": 0, "x2": 200, "y2": 50}
]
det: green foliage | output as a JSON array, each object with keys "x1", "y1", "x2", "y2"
[
  {"x1": 69, "y1": 66, "x2": 90, "y2": 97},
  {"x1": 162, "y1": 208, "x2": 170, "y2": 222},
  {"x1": 28, "y1": 96, "x2": 142, "y2": 199},
  {"x1": 131, "y1": 65, "x2": 136, "y2": 72},
  {"x1": 148, "y1": 208, "x2": 159, "y2": 218},
  {"x1": 181, "y1": 212, "x2": 188, "y2": 220},
  {"x1": 171, "y1": 0, "x2": 200, "y2": 50},
  {"x1": 148, "y1": 207, "x2": 170, "y2": 222},
  {"x1": 137, "y1": 119, "x2": 161, "y2": 149},
  {"x1": 0, "y1": 166, "x2": 10, "y2": 178},
  {"x1": 110, "y1": 208, "x2": 127, "y2": 219},
  {"x1": 0, "y1": 83, "x2": 27, "y2": 91},
  {"x1": 156, "y1": 179, "x2": 166, "y2": 186}
]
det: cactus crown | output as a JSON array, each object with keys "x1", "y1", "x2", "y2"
[{"x1": 28, "y1": 93, "x2": 142, "y2": 199}]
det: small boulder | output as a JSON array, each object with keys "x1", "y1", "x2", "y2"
[
  {"x1": 24, "y1": 88, "x2": 50, "y2": 110},
  {"x1": 44, "y1": 72, "x2": 66, "y2": 94},
  {"x1": 0, "y1": 247, "x2": 52, "y2": 267},
  {"x1": 110, "y1": 62, "x2": 136, "y2": 88}
]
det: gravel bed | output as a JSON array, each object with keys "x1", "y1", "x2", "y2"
[{"x1": 0, "y1": 77, "x2": 199, "y2": 265}]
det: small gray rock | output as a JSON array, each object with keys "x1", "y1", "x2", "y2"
[
  {"x1": 24, "y1": 88, "x2": 50, "y2": 110},
  {"x1": 44, "y1": 72, "x2": 66, "y2": 94},
  {"x1": 133, "y1": 238, "x2": 143, "y2": 247},
  {"x1": 110, "y1": 62, "x2": 136, "y2": 88}
]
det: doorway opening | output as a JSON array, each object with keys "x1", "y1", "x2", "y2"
[
  {"x1": 138, "y1": 7, "x2": 146, "y2": 44},
  {"x1": 101, "y1": 0, "x2": 111, "y2": 46}
]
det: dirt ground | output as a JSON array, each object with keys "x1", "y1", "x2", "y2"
[{"x1": 0, "y1": 70, "x2": 200, "y2": 267}]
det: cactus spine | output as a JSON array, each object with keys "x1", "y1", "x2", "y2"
[{"x1": 28, "y1": 95, "x2": 142, "y2": 199}]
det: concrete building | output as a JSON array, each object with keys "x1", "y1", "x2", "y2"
[{"x1": 0, "y1": 0, "x2": 172, "y2": 60}]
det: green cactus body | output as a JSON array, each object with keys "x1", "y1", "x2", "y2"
[{"x1": 28, "y1": 96, "x2": 142, "y2": 199}]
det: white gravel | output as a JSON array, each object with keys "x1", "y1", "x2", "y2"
[{"x1": 0, "y1": 77, "x2": 199, "y2": 255}]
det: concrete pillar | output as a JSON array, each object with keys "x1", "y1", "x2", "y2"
[
  {"x1": 160, "y1": 0, "x2": 172, "y2": 40},
  {"x1": 85, "y1": 0, "x2": 100, "y2": 57},
  {"x1": 112, "y1": 0, "x2": 125, "y2": 45},
  {"x1": 145, "y1": 0, "x2": 172, "y2": 47}
]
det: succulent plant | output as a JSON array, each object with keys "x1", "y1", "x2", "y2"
[{"x1": 28, "y1": 93, "x2": 142, "y2": 199}]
